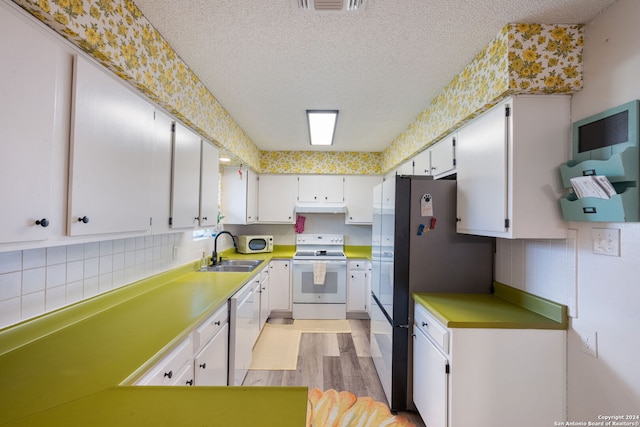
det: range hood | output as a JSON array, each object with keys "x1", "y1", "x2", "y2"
[{"x1": 295, "y1": 202, "x2": 347, "y2": 213}]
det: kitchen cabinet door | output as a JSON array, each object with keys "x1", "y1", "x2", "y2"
[
  {"x1": 347, "y1": 270, "x2": 367, "y2": 312},
  {"x1": 222, "y1": 167, "x2": 258, "y2": 224},
  {"x1": 430, "y1": 134, "x2": 456, "y2": 178},
  {"x1": 456, "y1": 96, "x2": 570, "y2": 239},
  {"x1": 258, "y1": 175, "x2": 297, "y2": 223},
  {"x1": 194, "y1": 323, "x2": 229, "y2": 386},
  {"x1": 0, "y1": 9, "x2": 62, "y2": 244},
  {"x1": 69, "y1": 56, "x2": 154, "y2": 236},
  {"x1": 199, "y1": 141, "x2": 219, "y2": 227},
  {"x1": 150, "y1": 109, "x2": 173, "y2": 234},
  {"x1": 298, "y1": 175, "x2": 344, "y2": 203},
  {"x1": 456, "y1": 103, "x2": 508, "y2": 236},
  {"x1": 269, "y1": 260, "x2": 292, "y2": 313},
  {"x1": 344, "y1": 176, "x2": 381, "y2": 224},
  {"x1": 413, "y1": 327, "x2": 448, "y2": 427},
  {"x1": 170, "y1": 121, "x2": 201, "y2": 229},
  {"x1": 259, "y1": 266, "x2": 270, "y2": 329},
  {"x1": 412, "y1": 149, "x2": 431, "y2": 176}
]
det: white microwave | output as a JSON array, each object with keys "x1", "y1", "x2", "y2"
[{"x1": 237, "y1": 235, "x2": 273, "y2": 254}]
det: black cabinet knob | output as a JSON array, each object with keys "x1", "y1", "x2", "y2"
[
  {"x1": 186, "y1": 379, "x2": 193, "y2": 386},
  {"x1": 199, "y1": 363, "x2": 206, "y2": 369},
  {"x1": 78, "y1": 216, "x2": 89, "y2": 224},
  {"x1": 214, "y1": 320, "x2": 221, "y2": 326},
  {"x1": 164, "y1": 370, "x2": 173, "y2": 379},
  {"x1": 421, "y1": 322, "x2": 428, "y2": 327},
  {"x1": 202, "y1": 216, "x2": 208, "y2": 221},
  {"x1": 35, "y1": 218, "x2": 49, "y2": 227}
]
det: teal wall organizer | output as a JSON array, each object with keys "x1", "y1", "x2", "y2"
[{"x1": 560, "y1": 100, "x2": 640, "y2": 222}]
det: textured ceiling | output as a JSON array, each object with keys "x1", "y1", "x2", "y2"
[{"x1": 132, "y1": 0, "x2": 616, "y2": 153}]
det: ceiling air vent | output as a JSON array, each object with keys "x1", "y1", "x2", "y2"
[{"x1": 294, "y1": 0, "x2": 367, "y2": 12}]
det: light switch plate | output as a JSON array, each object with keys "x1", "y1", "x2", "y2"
[{"x1": 592, "y1": 228, "x2": 620, "y2": 256}]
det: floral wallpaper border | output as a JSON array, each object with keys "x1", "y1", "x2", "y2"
[
  {"x1": 12, "y1": 1, "x2": 582, "y2": 175},
  {"x1": 260, "y1": 151, "x2": 382, "y2": 175},
  {"x1": 381, "y1": 23, "x2": 583, "y2": 172}
]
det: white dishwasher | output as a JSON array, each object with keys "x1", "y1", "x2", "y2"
[{"x1": 228, "y1": 276, "x2": 261, "y2": 386}]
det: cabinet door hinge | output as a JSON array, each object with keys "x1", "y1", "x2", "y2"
[
  {"x1": 445, "y1": 364, "x2": 450, "y2": 374},
  {"x1": 453, "y1": 159, "x2": 456, "y2": 166},
  {"x1": 169, "y1": 217, "x2": 173, "y2": 226},
  {"x1": 452, "y1": 137, "x2": 456, "y2": 147},
  {"x1": 505, "y1": 106, "x2": 511, "y2": 117},
  {"x1": 149, "y1": 217, "x2": 152, "y2": 226},
  {"x1": 171, "y1": 122, "x2": 176, "y2": 132},
  {"x1": 505, "y1": 218, "x2": 510, "y2": 229}
]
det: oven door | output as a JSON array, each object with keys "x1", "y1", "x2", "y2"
[{"x1": 292, "y1": 260, "x2": 346, "y2": 303}]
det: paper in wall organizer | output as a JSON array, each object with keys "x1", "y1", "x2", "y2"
[{"x1": 569, "y1": 175, "x2": 616, "y2": 199}]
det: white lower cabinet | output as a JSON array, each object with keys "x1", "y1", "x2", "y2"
[
  {"x1": 259, "y1": 265, "x2": 270, "y2": 329},
  {"x1": 269, "y1": 260, "x2": 292, "y2": 313},
  {"x1": 412, "y1": 303, "x2": 565, "y2": 427},
  {"x1": 347, "y1": 260, "x2": 370, "y2": 314},
  {"x1": 135, "y1": 304, "x2": 229, "y2": 386},
  {"x1": 194, "y1": 323, "x2": 229, "y2": 386}
]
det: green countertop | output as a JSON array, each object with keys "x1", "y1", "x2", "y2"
[
  {"x1": 412, "y1": 282, "x2": 568, "y2": 330},
  {"x1": 344, "y1": 246, "x2": 372, "y2": 259},
  {"x1": 0, "y1": 253, "x2": 307, "y2": 427}
]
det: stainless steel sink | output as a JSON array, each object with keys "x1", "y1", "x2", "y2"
[
  {"x1": 206, "y1": 265, "x2": 256, "y2": 273},
  {"x1": 219, "y1": 259, "x2": 262, "y2": 267},
  {"x1": 201, "y1": 259, "x2": 262, "y2": 273}
]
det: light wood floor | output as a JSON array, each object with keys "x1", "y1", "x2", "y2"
[{"x1": 243, "y1": 318, "x2": 426, "y2": 427}]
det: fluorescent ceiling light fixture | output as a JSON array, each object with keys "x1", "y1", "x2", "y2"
[
  {"x1": 307, "y1": 110, "x2": 338, "y2": 146},
  {"x1": 219, "y1": 157, "x2": 231, "y2": 162}
]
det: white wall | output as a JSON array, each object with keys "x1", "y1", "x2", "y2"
[{"x1": 497, "y1": 0, "x2": 640, "y2": 418}]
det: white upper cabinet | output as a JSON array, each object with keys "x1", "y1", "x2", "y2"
[
  {"x1": 258, "y1": 175, "x2": 297, "y2": 223},
  {"x1": 344, "y1": 176, "x2": 382, "y2": 224},
  {"x1": 150, "y1": 109, "x2": 173, "y2": 234},
  {"x1": 429, "y1": 134, "x2": 456, "y2": 178},
  {"x1": 0, "y1": 8, "x2": 62, "y2": 244},
  {"x1": 298, "y1": 175, "x2": 344, "y2": 203},
  {"x1": 456, "y1": 95, "x2": 570, "y2": 239},
  {"x1": 413, "y1": 149, "x2": 431, "y2": 176},
  {"x1": 170, "y1": 121, "x2": 201, "y2": 229},
  {"x1": 221, "y1": 167, "x2": 258, "y2": 225},
  {"x1": 199, "y1": 141, "x2": 219, "y2": 228},
  {"x1": 69, "y1": 56, "x2": 154, "y2": 236}
]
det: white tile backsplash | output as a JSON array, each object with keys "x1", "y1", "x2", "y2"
[
  {"x1": 23, "y1": 248, "x2": 46, "y2": 269},
  {"x1": 0, "y1": 271, "x2": 22, "y2": 300},
  {"x1": 0, "y1": 231, "x2": 199, "y2": 330},
  {"x1": 23, "y1": 267, "x2": 46, "y2": 295},
  {"x1": 46, "y1": 246, "x2": 67, "y2": 265},
  {"x1": 0, "y1": 251, "x2": 21, "y2": 274},
  {"x1": 496, "y1": 235, "x2": 577, "y2": 315},
  {"x1": 1, "y1": 297, "x2": 21, "y2": 326},
  {"x1": 46, "y1": 264, "x2": 66, "y2": 288}
]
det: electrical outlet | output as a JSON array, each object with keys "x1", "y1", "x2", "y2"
[
  {"x1": 579, "y1": 329, "x2": 597, "y2": 358},
  {"x1": 592, "y1": 228, "x2": 620, "y2": 256},
  {"x1": 172, "y1": 245, "x2": 179, "y2": 260}
]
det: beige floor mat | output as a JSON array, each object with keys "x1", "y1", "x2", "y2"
[{"x1": 249, "y1": 323, "x2": 301, "y2": 370}]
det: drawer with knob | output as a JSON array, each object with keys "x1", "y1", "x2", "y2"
[
  {"x1": 414, "y1": 304, "x2": 449, "y2": 355},
  {"x1": 193, "y1": 305, "x2": 228, "y2": 353},
  {"x1": 134, "y1": 334, "x2": 193, "y2": 385}
]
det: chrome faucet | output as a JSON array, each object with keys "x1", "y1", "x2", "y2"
[{"x1": 212, "y1": 231, "x2": 237, "y2": 266}]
